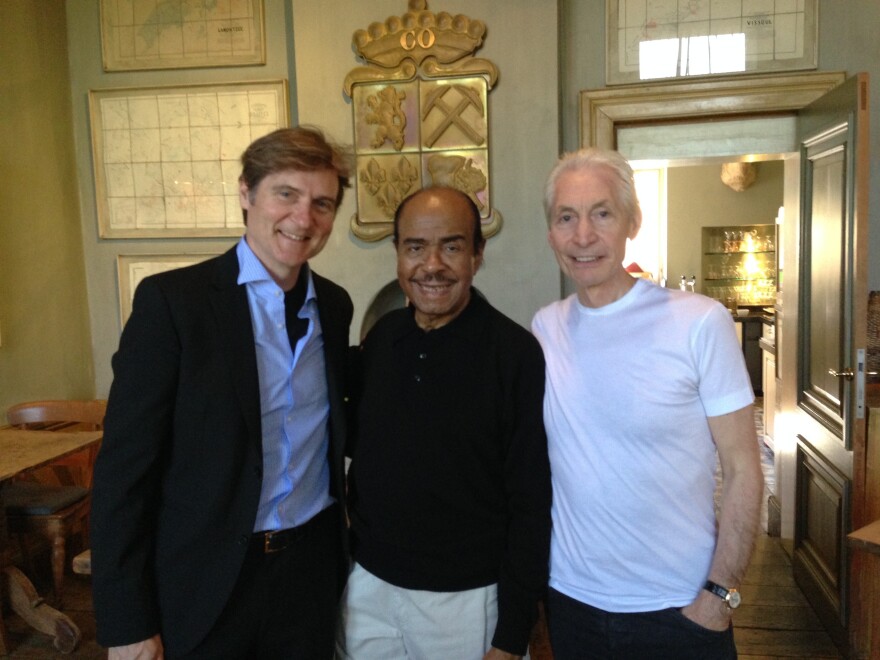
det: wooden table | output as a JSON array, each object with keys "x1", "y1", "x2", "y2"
[
  {"x1": 0, "y1": 428, "x2": 102, "y2": 654},
  {"x1": 848, "y1": 519, "x2": 880, "y2": 555}
]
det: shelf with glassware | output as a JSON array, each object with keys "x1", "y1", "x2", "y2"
[{"x1": 701, "y1": 224, "x2": 776, "y2": 307}]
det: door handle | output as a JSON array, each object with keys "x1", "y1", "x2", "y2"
[{"x1": 828, "y1": 367, "x2": 854, "y2": 380}]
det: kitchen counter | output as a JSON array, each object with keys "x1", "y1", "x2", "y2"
[
  {"x1": 731, "y1": 313, "x2": 763, "y2": 395},
  {"x1": 758, "y1": 337, "x2": 775, "y2": 356}
]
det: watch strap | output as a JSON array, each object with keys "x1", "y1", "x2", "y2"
[{"x1": 703, "y1": 580, "x2": 741, "y2": 608}]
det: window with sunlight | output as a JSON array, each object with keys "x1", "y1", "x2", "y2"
[
  {"x1": 639, "y1": 33, "x2": 746, "y2": 80},
  {"x1": 625, "y1": 167, "x2": 666, "y2": 285}
]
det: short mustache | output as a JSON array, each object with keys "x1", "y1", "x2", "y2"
[{"x1": 411, "y1": 276, "x2": 456, "y2": 284}]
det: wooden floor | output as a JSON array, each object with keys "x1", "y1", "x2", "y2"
[
  {"x1": 529, "y1": 400, "x2": 844, "y2": 659},
  {"x1": 736, "y1": 534, "x2": 842, "y2": 659},
  {"x1": 735, "y1": 399, "x2": 842, "y2": 658},
  {"x1": 528, "y1": 532, "x2": 843, "y2": 659},
  {"x1": 2, "y1": 535, "x2": 842, "y2": 659},
  {"x1": 1, "y1": 400, "x2": 844, "y2": 658}
]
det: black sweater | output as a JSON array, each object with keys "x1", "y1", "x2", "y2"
[{"x1": 347, "y1": 293, "x2": 551, "y2": 655}]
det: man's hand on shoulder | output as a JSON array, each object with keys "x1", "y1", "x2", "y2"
[
  {"x1": 681, "y1": 589, "x2": 732, "y2": 632},
  {"x1": 108, "y1": 634, "x2": 164, "y2": 660},
  {"x1": 483, "y1": 646, "x2": 523, "y2": 660}
]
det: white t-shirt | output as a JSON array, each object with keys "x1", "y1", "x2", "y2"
[{"x1": 531, "y1": 279, "x2": 754, "y2": 612}]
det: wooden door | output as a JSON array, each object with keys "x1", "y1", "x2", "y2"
[{"x1": 789, "y1": 73, "x2": 870, "y2": 657}]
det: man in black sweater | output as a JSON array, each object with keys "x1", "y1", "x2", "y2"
[{"x1": 337, "y1": 186, "x2": 551, "y2": 659}]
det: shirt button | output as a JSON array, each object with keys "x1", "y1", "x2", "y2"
[
  {"x1": 238, "y1": 535, "x2": 249, "y2": 546},
  {"x1": 414, "y1": 374, "x2": 421, "y2": 383},
  {"x1": 419, "y1": 352, "x2": 427, "y2": 359}
]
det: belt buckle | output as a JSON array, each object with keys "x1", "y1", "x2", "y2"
[{"x1": 263, "y1": 530, "x2": 283, "y2": 554}]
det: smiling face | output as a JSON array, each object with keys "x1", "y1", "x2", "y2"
[
  {"x1": 395, "y1": 188, "x2": 484, "y2": 331},
  {"x1": 548, "y1": 165, "x2": 641, "y2": 308},
  {"x1": 240, "y1": 168, "x2": 340, "y2": 290}
]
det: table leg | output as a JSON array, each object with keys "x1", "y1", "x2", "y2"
[
  {"x1": 0, "y1": 604, "x2": 9, "y2": 655},
  {"x1": 1, "y1": 565, "x2": 80, "y2": 654},
  {"x1": 0, "y1": 491, "x2": 12, "y2": 655}
]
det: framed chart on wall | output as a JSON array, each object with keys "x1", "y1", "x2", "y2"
[
  {"x1": 89, "y1": 80, "x2": 288, "y2": 239},
  {"x1": 606, "y1": 0, "x2": 818, "y2": 86},
  {"x1": 117, "y1": 253, "x2": 221, "y2": 327},
  {"x1": 100, "y1": 0, "x2": 266, "y2": 71}
]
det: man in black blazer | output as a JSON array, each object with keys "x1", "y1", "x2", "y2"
[{"x1": 91, "y1": 126, "x2": 353, "y2": 659}]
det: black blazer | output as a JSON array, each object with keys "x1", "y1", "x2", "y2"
[{"x1": 91, "y1": 246, "x2": 353, "y2": 654}]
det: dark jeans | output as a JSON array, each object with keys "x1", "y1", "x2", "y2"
[
  {"x1": 546, "y1": 587, "x2": 737, "y2": 660},
  {"x1": 173, "y1": 505, "x2": 341, "y2": 660}
]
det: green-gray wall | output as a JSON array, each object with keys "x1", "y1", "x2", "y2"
[
  {"x1": 560, "y1": 0, "x2": 880, "y2": 291},
  {"x1": 0, "y1": 1, "x2": 93, "y2": 413},
  {"x1": 1, "y1": 2, "x2": 878, "y2": 402},
  {"x1": 64, "y1": 0, "x2": 293, "y2": 398},
  {"x1": 65, "y1": 0, "x2": 562, "y2": 396}
]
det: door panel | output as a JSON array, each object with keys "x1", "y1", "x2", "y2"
[
  {"x1": 802, "y1": 143, "x2": 847, "y2": 430},
  {"x1": 794, "y1": 437, "x2": 850, "y2": 633},
  {"x1": 791, "y1": 73, "x2": 870, "y2": 657}
]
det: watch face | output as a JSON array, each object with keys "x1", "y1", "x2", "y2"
[{"x1": 727, "y1": 590, "x2": 742, "y2": 609}]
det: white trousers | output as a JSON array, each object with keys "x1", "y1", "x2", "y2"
[{"x1": 337, "y1": 562, "x2": 518, "y2": 660}]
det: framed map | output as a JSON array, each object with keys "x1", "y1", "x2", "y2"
[
  {"x1": 89, "y1": 80, "x2": 288, "y2": 239},
  {"x1": 117, "y1": 253, "x2": 221, "y2": 326},
  {"x1": 607, "y1": 0, "x2": 817, "y2": 85},
  {"x1": 100, "y1": 0, "x2": 265, "y2": 71}
]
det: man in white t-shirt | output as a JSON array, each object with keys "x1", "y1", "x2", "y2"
[{"x1": 531, "y1": 147, "x2": 764, "y2": 659}]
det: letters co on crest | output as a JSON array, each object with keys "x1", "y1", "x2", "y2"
[{"x1": 344, "y1": 1, "x2": 501, "y2": 241}]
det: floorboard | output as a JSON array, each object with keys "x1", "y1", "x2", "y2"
[
  {"x1": 2, "y1": 398, "x2": 845, "y2": 658},
  {"x1": 530, "y1": 399, "x2": 844, "y2": 659}
]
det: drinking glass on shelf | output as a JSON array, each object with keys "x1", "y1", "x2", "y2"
[{"x1": 724, "y1": 292, "x2": 738, "y2": 312}]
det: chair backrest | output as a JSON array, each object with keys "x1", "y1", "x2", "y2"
[
  {"x1": 6, "y1": 400, "x2": 107, "y2": 488},
  {"x1": 7, "y1": 399, "x2": 107, "y2": 431}
]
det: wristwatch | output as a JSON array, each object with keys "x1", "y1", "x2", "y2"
[{"x1": 704, "y1": 580, "x2": 742, "y2": 609}]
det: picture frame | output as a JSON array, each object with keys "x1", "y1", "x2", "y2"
[
  {"x1": 100, "y1": 0, "x2": 266, "y2": 72},
  {"x1": 89, "y1": 80, "x2": 289, "y2": 239},
  {"x1": 117, "y1": 253, "x2": 220, "y2": 327},
  {"x1": 606, "y1": 0, "x2": 818, "y2": 86}
]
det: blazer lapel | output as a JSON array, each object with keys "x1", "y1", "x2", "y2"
[
  {"x1": 313, "y1": 274, "x2": 348, "y2": 499},
  {"x1": 315, "y1": 278, "x2": 344, "y2": 411},
  {"x1": 209, "y1": 247, "x2": 262, "y2": 447}
]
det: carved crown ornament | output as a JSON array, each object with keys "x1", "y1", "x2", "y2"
[{"x1": 344, "y1": 0, "x2": 502, "y2": 242}]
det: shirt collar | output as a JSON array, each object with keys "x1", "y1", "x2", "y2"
[
  {"x1": 236, "y1": 237, "x2": 316, "y2": 302},
  {"x1": 393, "y1": 289, "x2": 488, "y2": 344}
]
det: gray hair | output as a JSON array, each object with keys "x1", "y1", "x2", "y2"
[{"x1": 543, "y1": 148, "x2": 640, "y2": 226}]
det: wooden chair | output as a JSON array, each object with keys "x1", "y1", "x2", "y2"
[
  {"x1": 4, "y1": 400, "x2": 106, "y2": 605},
  {"x1": 7, "y1": 399, "x2": 106, "y2": 431},
  {"x1": 72, "y1": 548, "x2": 91, "y2": 575}
]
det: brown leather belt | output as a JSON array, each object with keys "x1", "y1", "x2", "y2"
[{"x1": 252, "y1": 505, "x2": 334, "y2": 553}]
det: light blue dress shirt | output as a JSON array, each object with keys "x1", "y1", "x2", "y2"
[{"x1": 236, "y1": 238, "x2": 334, "y2": 532}]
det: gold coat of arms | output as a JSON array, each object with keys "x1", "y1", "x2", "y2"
[{"x1": 344, "y1": 1, "x2": 501, "y2": 241}]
